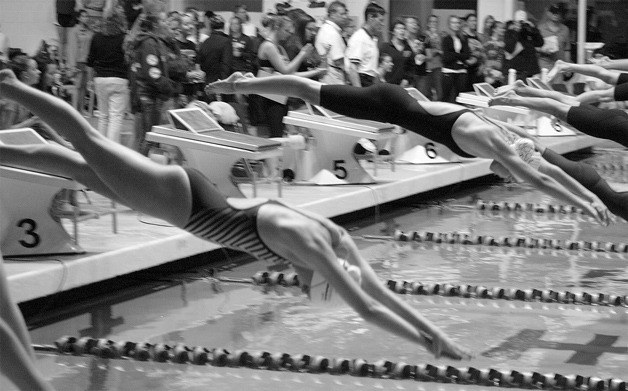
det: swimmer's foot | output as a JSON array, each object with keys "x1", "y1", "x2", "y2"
[
  {"x1": 545, "y1": 60, "x2": 569, "y2": 83},
  {"x1": 488, "y1": 90, "x2": 520, "y2": 107},
  {"x1": 206, "y1": 72, "x2": 255, "y2": 95}
]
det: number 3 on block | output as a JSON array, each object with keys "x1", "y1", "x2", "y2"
[{"x1": 17, "y1": 218, "x2": 41, "y2": 248}]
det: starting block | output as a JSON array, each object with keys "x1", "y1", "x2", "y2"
[
  {"x1": 146, "y1": 108, "x2": 284, "y2": 198},
  {"x1": 391, "y1": 88, "x2": 464, "y2": 165},
  {"x1": 282, "y1": 104, "x2": 398, "y2": 185},
  {"x1": 456, "y1": 83, "x2": 576, "y2": 137},
  {"x1": 0, "y1": 129, "x2": 84, "y2": 256}
]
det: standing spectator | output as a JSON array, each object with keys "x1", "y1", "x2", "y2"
[
  {"x1": 121, "y1": 0, "x2": 143, "y2": 29},
  {"x1": 168, "y1": 13, "x2": 196, "y2": 52},
  {"x1": 228, "y1": 14, "x2": 256, "y2": 123},
  {"x1": 503, "y1": 11, "x2": 543, "y2": 81},
  {"x1": 232, "y1": 4, "x2": 258, "y2": 38},
  {"x1": 404, "y1": 16, "x2": 431, "y2": 97},
  {"x1": 197, "y1": 14, "x2": 232, "y2": 102},
  {"x1": 0, "y1": 24, "x2": 9, "y2": 65},
  {"x1": 483, "y1": 20, "x2": 506, "y2": 86},
  {"x1": 87, "y1": 9, "x2": 128, "y2": 143},
  {"x1": 285, "y1": 11, "x2": 323, "y2": 75},
  {"x1": 424, "y1": 14, "x2": 444, "y2": 101},
  {"x1": 375, "y1": 53, "x2": 393, "y2": 83},
  {"x1": 480, "y1": 15, "x2": 495, "y2": 43},
  {"x1": 257, "y1": 14, "x2": 321, "y2": 137},
  {"x1": 127, "y1": 13, "x2": 180, "y2": 154},
  {"x1": 229, "y1": 16, "x2": 256, "y2": 75},
  {"x1": 76, "y1": 0, "x2": 107, "y2": 31},
  {"x1": 183, "y1": 11, "x2": 208, "y2": 48},
  {"x1": 346, "y1": 2, "x2": 386, "y2": 87},
  {"x1": 56, "y1": 0, "x2": 77, "y2": 61},
  {"x1": 379, "y1": 18, "x2": 412, "y2": 86},
  {"x1": 315, "y1": 1, "x2": 350, "y2": 85},
  {"x1": 537, "y1": 3, "x2": 570, "y2": 75},
  {"x1": 66, "y1": 9, "x2": 94, "y2": 114},
  {"x1": 462, "y1": 13, "x2": 485, "y2": 89},
  {"x1": 441, "y1": 15, "x2": 472, "y2": 103}
]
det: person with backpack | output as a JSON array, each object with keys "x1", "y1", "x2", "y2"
[{"x1": 126, "y1": 13, "x2": 185, "y2": 155}]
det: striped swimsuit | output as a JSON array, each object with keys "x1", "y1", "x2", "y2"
[{"x1": 183, "y1": 168, "x2": 286, "y2": 263}]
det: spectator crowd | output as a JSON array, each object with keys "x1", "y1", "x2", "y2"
[{"x1": 0, "y1": 0, "x2": 609, "y2": 146}]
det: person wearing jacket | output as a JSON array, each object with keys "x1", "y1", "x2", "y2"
[
  {"x1": 127, "y1": 13, "x2": 185, "y2": 155},
  {"x1": 503, "y1": 11, "x2": 544, "y2": 81},
  {"x1": 441, "y1": 15, "x2": 473, "y2": 103}
]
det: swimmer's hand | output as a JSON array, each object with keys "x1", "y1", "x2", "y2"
[
  {"x1": 205, "y1": 72, "x2": 255, "y2": 95},
  {"x1": 584, "y1": 200, "x2": 611, "y2": 226},
  {"x1": 422, "y1": 330, "x2": 473, "y2": 361},
  {"x1": 0, "y1": 69, "x2": 18, "y2": 96}
]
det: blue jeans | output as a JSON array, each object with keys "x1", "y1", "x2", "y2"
[{"x1": 134, "y1": 95, "x2": 165, "y2": 155}]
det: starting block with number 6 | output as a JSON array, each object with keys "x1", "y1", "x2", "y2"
[
  {"x1": 146, "y1": 108, "x2": 284, "y2": 198},
  {"x1": 456, "y1": 83, "x2": 577, "y2": 137},
  {"x1": 394, "y1": 88, "x2": 464, "y2": 164},
  {"x1": 0, "y1": 129, "x2": 84, "y2": 256},
  {"x1": 282, "y1": 104, "x2": 398, "y2": 185}
]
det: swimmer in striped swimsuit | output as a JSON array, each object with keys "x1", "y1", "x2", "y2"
[
  {"x1": 207, "y1": 72, "x2": 610, "y2": 225},
  {"x1": 0, "y1": 69, "x2": 470, "y2": 360}
]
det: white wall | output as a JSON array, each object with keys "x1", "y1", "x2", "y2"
[
  {"x1": 478, "y1": 0, "x2": 518, "y2": 28},
  {"x1": 0, "y1": 0, "x2": 58, "y2": 55}
]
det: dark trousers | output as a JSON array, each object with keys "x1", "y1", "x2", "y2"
[{"x1": 442, "y1": 72, "x2": 468, "y2": 103}]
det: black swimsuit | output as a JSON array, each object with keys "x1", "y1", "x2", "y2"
[
  {"x1": 183, "y1": 167, "x2": 286, "y2": 263},
  {"x1": 319, "y1": 83, "x2": 475, "y2": 158}
]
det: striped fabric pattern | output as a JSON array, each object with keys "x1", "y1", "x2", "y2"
[{"x1": 184, "y1": 206, "x2": 286, "y2": 263}]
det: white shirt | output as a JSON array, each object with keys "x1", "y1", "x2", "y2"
[
  {"x1": 345, "y1": 28, "x2": 379, "y2": 78},
  {"x1": 315, "y1": 20, "x2": 346, "y2": 84}
]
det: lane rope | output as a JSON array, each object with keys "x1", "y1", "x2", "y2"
[
  {"x1": 34, "y1": 336, "x2": 626, "y2": 390},
  {"x1": 385, "y1": 279, "x2": 627, "y2": 307},
  {"x1": 362, "y1": 229, "x2": 628, "y2": 253},
  {"x1": 207, "y1": 271, "x2": 627, "y2": 308}
]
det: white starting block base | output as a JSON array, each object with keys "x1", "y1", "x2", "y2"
[
  {"x1": 394, "y1": 131, "x2": 464, "y2": 165},
  {"x1": 1, "y1": 167, "x2": 84, "y2": 256},
  {"x1": 147, "y1": 126, "x2": 284, "y2": 198},
  {"x1": 283, "y1": 109, "x2": 398, "y2": 184},
  {"x1": 456, "y1": 93, "x2": 577, "y2": 137}
]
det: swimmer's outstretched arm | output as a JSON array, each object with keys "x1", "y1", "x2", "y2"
[
  {"x1": 475, "y1": 133, "x2": 610, "y2": 225},
  {"x1": 0, "y1": 69, "x2": 192, "y2": 227},
  {"x1": 574, "y1": 87, "x2": 616, "y2": 104},
  {"x1": 547, "y1": 60, "x2": 622, "y2": 85},
  {"x1": 0, "y1": 257, "x2": 54, "y2": 390},
  {"x1": 537, "y1": 159, "x2": 609, "y2": 215},
  {"x1": 258, "y1": 206, "x2": 470, "y2": 360},
  {"x1": 335, "y1": 231, "x2": 472, "y2": 360},
  {"x1": 490, "y1": 91, "x2": 573, "y2": 122}
]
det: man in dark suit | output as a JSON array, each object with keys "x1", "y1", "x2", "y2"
[{"x1": 197, "y1": 14, "x2": 232, "y2": 101}]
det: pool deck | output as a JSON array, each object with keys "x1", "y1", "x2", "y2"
[{"x1": 3, "y1": 134, "x2": 601, "y2": 304}]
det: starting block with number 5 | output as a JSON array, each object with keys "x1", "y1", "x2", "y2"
[
  {"x1": 282, "y1": 104, "x2": 398, "y2": 185},
  {"x1": 0, "y1": 129, "x2": 84, "y2": 256}
]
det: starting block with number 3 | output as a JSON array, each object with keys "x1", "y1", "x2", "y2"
[{"x1": 0, "y1": 129, "x2": 84, "y2": 256}]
